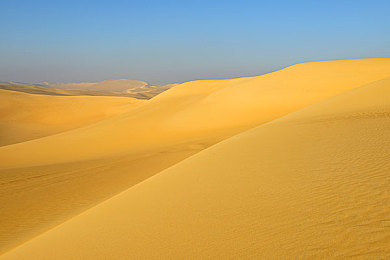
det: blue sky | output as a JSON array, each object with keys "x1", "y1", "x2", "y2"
[{"x1": 1, "y1": 0, "x2": 389, "y2": 84}]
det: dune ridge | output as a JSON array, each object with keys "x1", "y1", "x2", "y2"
[
  {"x1": 0, "y1": 58, "x2": 389, "y2": 257},
  {"x1": 3, "y1": 75, "x2": 390, "y2": 259},
  {"x1": 2, "y1": 58, "x2": 389, "y2": 169},
  {"x1": 0, "y1": 89, "x2": 142, "y2": 146}
]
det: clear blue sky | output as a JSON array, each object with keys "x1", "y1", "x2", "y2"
[{"x1": 1, "y1": 0, "x2": 389, "y2": 84}]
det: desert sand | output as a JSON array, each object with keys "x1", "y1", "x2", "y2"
[
  {"x1": 0, "y1": 89, "x2": 141, "y2": 146},
  {"x1": 41, "y1": 79, "x2": 175, "y2": 99},
  {"x1": 42, "y1": 79, "x2": 149, "y2": 92},
  {"x1": 1, "y1": 58, "x2": 390, "y2": 258}
]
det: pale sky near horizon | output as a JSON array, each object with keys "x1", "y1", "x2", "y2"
[{"x1": 1, "y1": 0, "x2": 389, "y2": 85}]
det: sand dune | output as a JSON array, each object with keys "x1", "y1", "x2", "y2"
[
  {"x1": 2, "y1": 58, "x2": 389, "y2": 168},
  {"x1": 41, "y1": 79, "x2": 175, "y2": 99},
  {"x1": 0, "y1": 58, "x2": 389, "y2": 257},
  {"x1": 0, "y1": 142, "x2": 205, "y2": 255},
  {"x1": 1, "y1": 79, "x2": 176, "y2": 100},
  {"x1": 0, "y1": 89, "x2": 141, "y2": 146},
  {"x1": 43, "y1": 79, "x2": 149, "y2": 92},
  {"x1": 4, "y1": 76, "x2": 390, "y2": 259},
  {"x1": 0, "y1": 84, "x2": 146, "y2": 99}
]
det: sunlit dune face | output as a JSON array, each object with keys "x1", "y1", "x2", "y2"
[{"x1": 1, "y1": 59, "x2": 390, "y2": 259}]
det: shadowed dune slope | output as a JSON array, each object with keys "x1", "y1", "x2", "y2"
[
  {"x1": 4, "y1": 76, "x2": 390, "y2": 259},
  {"x1": 0, "y1": 142, "x2": 205, "y2": 255},
  {"x1": 0, "y1": 89, "x2": 142, "y2": 146},
  {"x1": 1, "y1": 58, "x2": 389, "y2": 168}
]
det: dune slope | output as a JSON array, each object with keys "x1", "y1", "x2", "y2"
[
  {"x1": 4, "y1": 76, "x2": 390, "y2": 259},
  {"x1": 1, "y1": 58, "x2": 389, "y2": 168},
  {"x1": 0, "y1": 142, "x2": 205, "y2": 255},
  {"x1": 0, "y1": 58, "x2": 389, "y2": 256},
  {"x1": 0, "y1": 89, "x2": 141, "y2": 146}
]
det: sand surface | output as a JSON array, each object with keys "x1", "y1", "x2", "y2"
[
  {"x1": 0, "y1": 89, "x2": 141, "y2": 146},
  {"x1": 43, "y1": 79, "x2": 149, "y2": 92},
  {"x1": 2, "y1": 58, "x2": 389, "y2": 168},
  {"x1": 41, "y1": 79, "x2": 175, "y2": 99},
  {"x1": 1, "y1": 58, "x2": 390, "y2": 258}
]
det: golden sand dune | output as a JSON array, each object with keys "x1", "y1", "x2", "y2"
[
  {"x1": 2, "y1": 58, "x2": 389, "y2": 169},
  {"x1": 0, "y1": 142, "x2": 204, "y2": 254},
  {"x1": 0, "y1": 58, "x2": 389, "y2": 257},
  {"x1": 0, "y1": 89, "x2": 141, "y2": 146},
  {"x1": 4, "y1": 76, "x2": 389, "y2": 259}
]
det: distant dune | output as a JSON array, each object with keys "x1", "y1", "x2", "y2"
[
  {"x1": 41, "y1": 79, "x2": 176, "y2": 99},
  {"x1": 2, "y1": 58, "x2": 389, "y2": 168},
  {"x1": 0, "y1": 58, "x2": 390, "y2": 258},
  {"x1": 1, "y1": 79, "x2": 175, "y2": 99},
  {"x1": 42, "y1": 79, "x2": 149, "y2": 92},
  {"x1": 5, "y1": 75, "x2": 389, "y2": 259},
  {"x1": 0, "y1": 89, "x2": 141, "y2": 146},
  {"x1": 0, "y1": 83, "x2": 141, "y2": 98}
]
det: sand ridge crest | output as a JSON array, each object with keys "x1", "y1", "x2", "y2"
[
  {"x1": 3, "y1": 67, "x2": 390, "y2": 259},
  {"x1": 1, "y1": 58, "x2": 390, "y2": 258}
]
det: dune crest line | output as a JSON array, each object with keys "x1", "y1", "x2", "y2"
[{"x1": 1, "y1": 58, "x2": 390, "y2": 256}]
